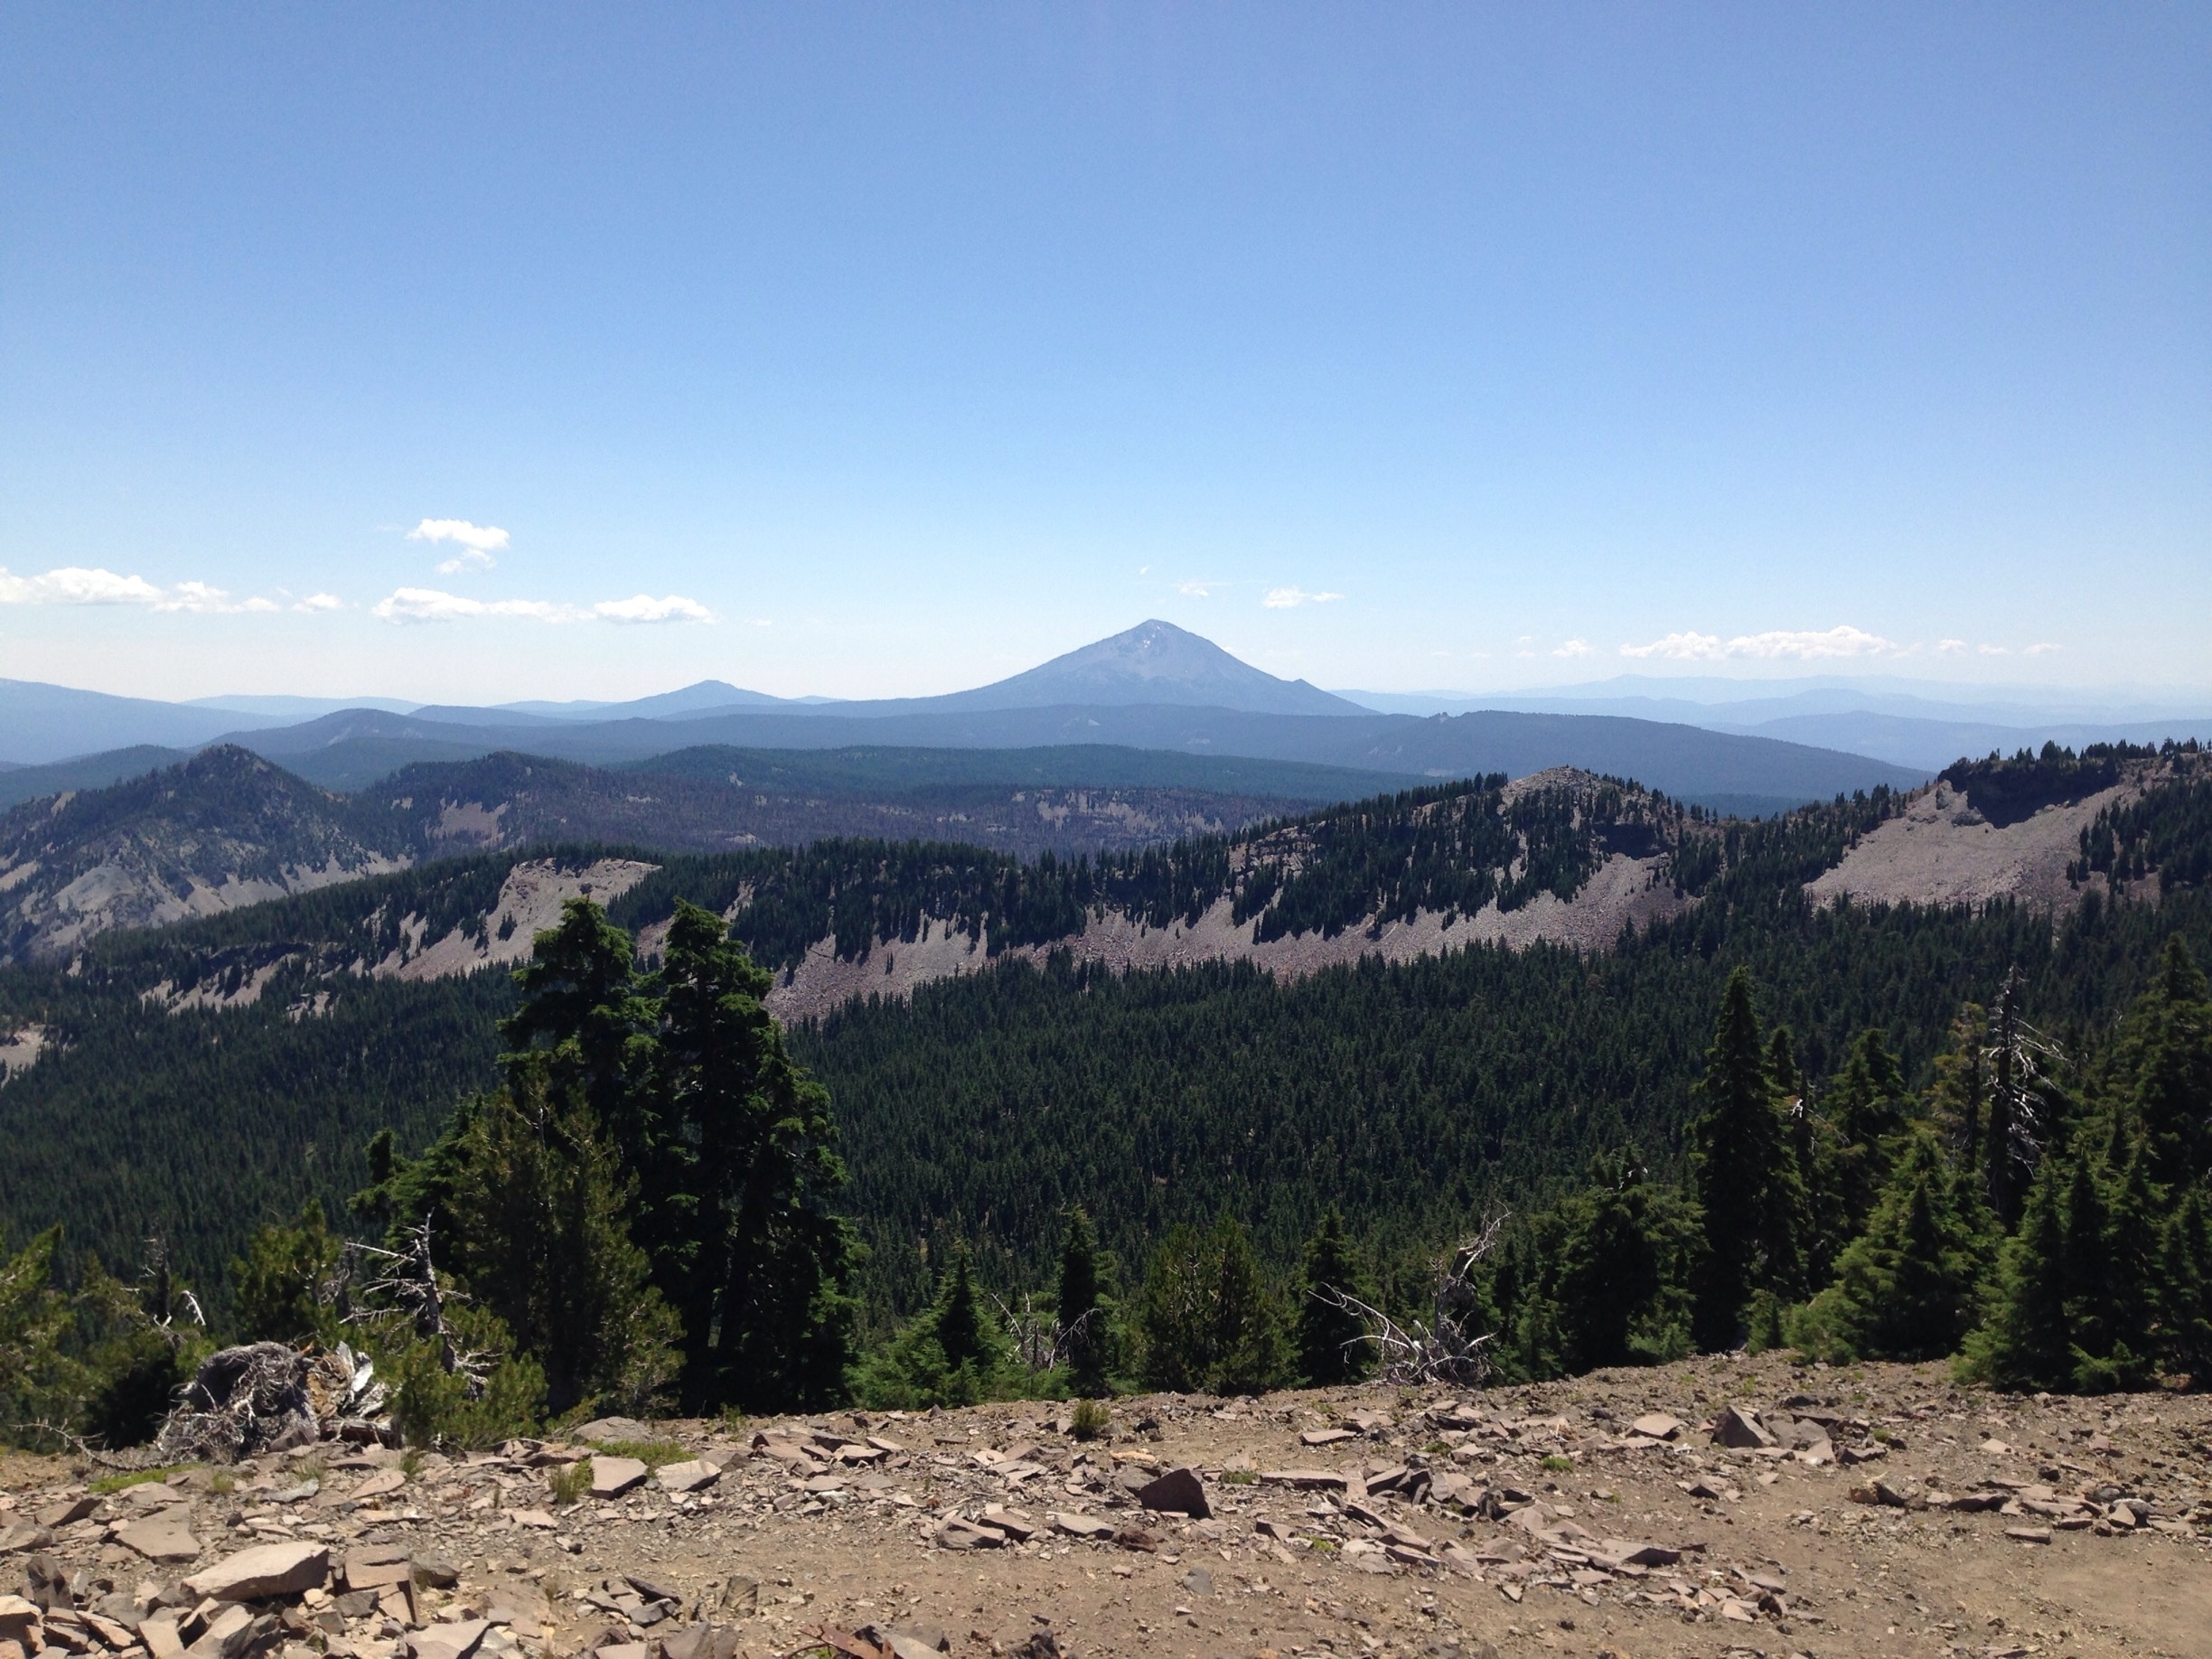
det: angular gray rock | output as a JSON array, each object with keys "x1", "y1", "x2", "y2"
[{"x1": 183, "y1": 1542, "x2": 332, "y2": 1603}]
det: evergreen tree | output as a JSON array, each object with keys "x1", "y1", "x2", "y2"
[
  {"x1": 1294, "y1": 1205, "x2": 1371, "y2": 1387},
  {"x1": 490, "y1": 898, "x2": 858, "y2": 1412},
  {"x1": 850, "y1": 1243, "x2": 1008, "y2": 1410},
  {"x1": 2123, "y1": 936, "x2": 2212, "y2": 1190},
  {"x1": 1687, "y1": 968, "x2": 1804, "y2": 1350},
  {"x1": 1554, "y1": 1153, "x2": 1667, "y2": 1372},
  {"x1": 2066, "y1": 1134, "x2": 2157, "y2": 1393},
  {"x1": 1055, "y1": 1207, "x2": 1111, "y2": 1397},
  {"x1": 1826, "y1": 1028, "x2": 1912, "y2": 1235},
  {"x1": 642, "y1": 901, "x2": 861, "y2": 1411},
  {"x1": 438, "y1": 1072, "x2": 682, "y2": 1415},
  {"x1": 2156, "y1": 1186, "x2": 2212, "y2": 1382},
  {"x1": 231, "y1": 1202, "x2": 343, "y2": 1346},
  {"x1": 1964, "y1": 1158, "x2": 2073, "y2": 1391},
  {"x1": 1929, "y1": 1003, "x2": 1990, "y2": 1174},
  {"x1": 1137, "y1": 1215, "x2": 1288, "y2": 1396},
  {"x1": 1795, "y1": 1133, "x2": 1992, "y2": 1362}
]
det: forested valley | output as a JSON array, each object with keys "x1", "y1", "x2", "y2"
[{"x1": 3, "y1": 744, "x2": 2210, "y2": 1450}]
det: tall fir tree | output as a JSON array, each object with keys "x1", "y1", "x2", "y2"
[
  {"x1": 2123, "y1": 936, "x2": 2212, "y2": 1191},
  {"x1": 1826, "y1": 1028, "x2": 1912, "y2": 1236},
  {"x1": 1797, "y1": 1133, "x2": 1992, "y2": 1362},
  {"x1": 1055, "y1": 1207, "x2": 1111, "y2": 1398},
  {"x1": 1294, "y1": 1204, "x2": 1372, "y2": 1387},
  {"x1": 1964, "y1": 1155, "x2": 2074, "y2": 1391},
  {"x1": 1687, "y1": 968, "x2": 1805, "y2": 1350}
]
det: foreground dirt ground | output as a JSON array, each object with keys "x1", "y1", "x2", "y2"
[{"x1": 4, "y1": 1353, "x2": 2207, "y2": 1659}]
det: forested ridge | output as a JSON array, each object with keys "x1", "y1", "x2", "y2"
[{"x1": 3, "y1": 743, "x2": 2210, "y2": 1445}]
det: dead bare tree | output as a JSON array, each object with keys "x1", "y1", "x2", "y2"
[
  {"x1": 989, "y1": 1291, "x2": 1100, "y2": 1375},
  {"x1": 1982, "y1": 969, "x2": 2065, "y2": 1224},
  {"x1": 1313, "y1": 1214, "x2": 1509, "y2": 1387},
  {"x1": 335, "y1": 1218, "x2": 494, "y2": 1392}
]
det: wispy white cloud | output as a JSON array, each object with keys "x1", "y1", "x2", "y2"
[
  {"x1": 295, "y1": 593, "x2": 346, "y2": 613},
  {"x1": 370, "y1": 587, "x2": 716, "y2": 625},
  {"x1": 594, "y1": 594, "x2": 715, "y2": 624},
  {"x1": 0, "y1": 565, "x2": 279, "y2": 613},
  {"x1": 0, "y1": 565, "x2": 168, "y2": 605},
  {"x1": 1978, "y1": 643, "x2": 2010, "y2": 656},
  {"x1": 1620, "y1": 624, "x2": 1899, "y2": 661},
  {"x1": 2024, "y1": 642, "x2": 2062, "y2": 656},
  {"x1": 1261, "y1": 586, "x2": 1345, "y2": 609},
  {"x1": 1936, "y1": 638, "x2": 1967, "y2": 655},
  {"x1": 1553, "y1": 638, "x2": 1593, "y2": 659},
  {"x1": 1176, "y1": 581, "x2": 1212, "y2": 597},
  {"x1": 406, "y1": 518, "x2": 509, "y2": 572},
  {"x1": 372, "y1": 587, "x2": 585, "y2": 624}
]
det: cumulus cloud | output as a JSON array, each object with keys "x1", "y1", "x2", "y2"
[
  {"x1": 594, "y1": 594, "x2": 715, "y2": 624},
  {"x1": 0, "y1": 565, "x2": 282, "y2": 613},
  {"x1": 1261, "y1": 586, "x2": 1345, "y2": 609},
  {"x1": 2025, "y1": 642, "x2": 2062, "y2": 656},
  {"x1": 1937, "y1": 638, "x2": 1967, "y2": 655},
  {"x1": 1176, "y1": 581, "x2": 1212, "y2": 597},
  {"x1": 1620, "y1": 624, "x2": 1899, "y2": 661},
  {"x1": 1979, "y1": 643, "x2": 2010, "y2": 656},
  {"x1": 406, "y1": 519, "x2": 509, "y2": 571},
  {"x1": 371, "y1": 587, "x2": 715, "y2": 625},
  {"x1": 295, "y1": 593, "x2": 345, "y2": 613},
  {"x1": 1553, "y1": 638, "x2": 1594, "y2": 659}
]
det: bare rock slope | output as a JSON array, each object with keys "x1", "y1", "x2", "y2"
[{"x1": 2, "y1": 1351, "x2": 2204, "y2": 1659}]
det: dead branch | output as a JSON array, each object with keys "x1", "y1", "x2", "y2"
[{"x1": 1313, "y1": 1213, "x2": 1508, "y2": 1388}]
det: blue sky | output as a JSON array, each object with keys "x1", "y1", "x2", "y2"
[{"x1": 2, "y1": 4, "x2": 2205, "y2": 703}]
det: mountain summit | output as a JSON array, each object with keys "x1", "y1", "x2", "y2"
[{"x1": 933, "y1": 619, "x2": 1363, "y2": 717}]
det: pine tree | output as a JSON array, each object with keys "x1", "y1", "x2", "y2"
[
  {"x1": 2067, "y1": 1131, "x2": 2158, "y2": 1393},
  {"x1": 1929, "y1": 1003, "x2": 1990, "y2": 1173},
  {"x1": 438, "y1": 1072, "x2": 682, "y2": 1416},
  {"x1": 1687, "y1": 968, "x2": 1804, "y2": 1350},
  {"x1": 1827, "y1": 1028, "x2": 1911, "y2": 1235},
  {"x1": 1295, "y1": 1205, "x2": 1371, "y2": 1387},
  {"x1": 2124, "y1": 936, "x2": 2212, "y2": 1190},
  {"x1": 644, "y1": 901, "x2": 860, "y2": 1411},
  {"x1": 1555, "y1": 1154, "x2": 1666, "y2": 1373},
  {"x1": 2156, "y1": 1186, "x2": 2212, "y2": 1383},
  {"x1": 1963, "y1": 1156, "x2": 2073, "y2": 1391},
  {"x1": 231, "y1": 1202, "x2": 343, "y2": 1347},
  {"x1": 1798, "y1": 1134, "x2": 1992, "y2": 1362},
  {"x1": 1207, "y1": 1216, "x2": 1289, "y2": 1396},
  {"x1": 1137, "y1": 1215, "x2": 1287, "y2": 1396},
  {"x1": 1055, "y1": 1208, "x2": 1111, "y2": 1398}
]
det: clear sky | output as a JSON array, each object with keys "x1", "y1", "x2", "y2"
[{"x1": 2, "y1": 4, "x2": 2205, "y2": 703}]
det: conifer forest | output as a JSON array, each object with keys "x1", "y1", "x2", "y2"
[{"x1": 3, "y1": 744, "x2": 2210, "y2": 1449}]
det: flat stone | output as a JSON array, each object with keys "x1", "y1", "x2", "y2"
[
  {"x1": 350, "y1": 1470, "x2": 408, "y2": 1503},
  {"x1": 115, "y1": 1520, "x2": 202, "y2": 1562},
  {"x1": 408, "y1": 1618, "x2": 488, "y2": 1659},
  {"x1": 589, "y1": 1457, "x2": 648, "y2": 1498},
  {"x1": 183, "y1": 1542, "x2": 332, "y2": 1602},
  {"x1": 1257, "y1": 1469, "x2": 1348, "y2": 1490},
  {"x1": 140, "y1": 1614, "x2": 187, "y2": 1659},
  {"x1": 594, "y1": 1645, "x2": 650, "y2": 1659},
  {"x1": 1047, "y1": 1513, "x2": 1117, "y2": 1539},
  {"x1": 36, "y1": 1498, "x2": 96, "y2": 1530},
  {"x1": 654, "y1": 1460, "x2": 718, "y2": 1494},
  {"x1": 0, "y1": 1524, "x2": 54, "y2": 1555},
  {"x1": 1630, "y1": 1413, "x2": 1684, "y2": 1441},
  {"x1": 120, "y1": 1483, "x2": 188, "y2": 1509},
  {"x1": 1299, "y1": 1429, "x2": 1357, "y2": 1447},
  {"x1": 2005, "y1": 1526, "x2": 2053, "y2": 1545},
  {"x1": 0, "y1": 1598, "x2": 39, "y2": 1645},
  {"x1": 1134, "y1": 1467, "x2": 1210, "y2": 1519},
  {"x1": 933, "y1": 1519, "x2": 1006, "y2": 1551},
  {"x1": 507, "y1": 1509, "x2": 558, "y2": 1530}
]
